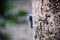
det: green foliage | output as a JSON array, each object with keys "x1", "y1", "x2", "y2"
[
  {"x1": 4, "y1": 33, "x2": 11, "y2": 40},
  {"x1": 0, "y1": 1, "x2": 11, "y2": 18},
  {"x1": 4, "y1": 12, "x2": 17, "y2": 23},
  {"x1": 4, "y1": 10, "x2": 27, "y2": 24},
  {"x1": 1, "y1": 1, "x2": 27, "y2": 24},
  {"x1": 17, "y1": 11, "x2": 27, "y2": 16},
  {"x1": 4, "y1": 2, "x2": 27, "y2": 24},
  {"x1": 0, "y1": 22, "x2": 5, "y2": 28},
  {"x1": 5, "y1": 2, "x2": 13, "y2": 11}
]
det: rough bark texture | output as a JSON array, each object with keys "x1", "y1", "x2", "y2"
[{"x1": 32, "y1": 0, "x2": 60, "y2": 40}]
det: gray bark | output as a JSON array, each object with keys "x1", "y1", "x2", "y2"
[{"x1": 32, "y1": 0, "x2": 60, "y2": 40}]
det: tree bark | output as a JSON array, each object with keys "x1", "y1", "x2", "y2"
[{"x1": 32, "y1": 0, "x2": 60, "y2": 40}]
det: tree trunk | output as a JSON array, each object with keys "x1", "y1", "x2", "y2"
[{"x1": 32, "y1": 0, "x2": 60, "y2": 40}]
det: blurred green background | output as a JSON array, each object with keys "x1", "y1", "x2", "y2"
[{"x1": 0, "y1": 0, "x2": 32, "y2": 40}]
